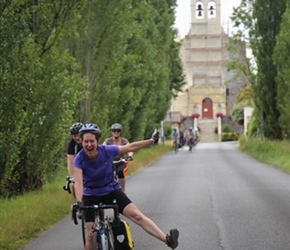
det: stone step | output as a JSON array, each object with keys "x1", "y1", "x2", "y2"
[{"x1": 197, "y1": 119, "x2": 219, "y2": 143}]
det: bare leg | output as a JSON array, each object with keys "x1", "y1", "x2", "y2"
[
  {"x1": 85, "y1": 222, "x2": 94, "y2": 250},
  {"x1": 122, "y1": 203, "x2": 166, "y2": 243}
]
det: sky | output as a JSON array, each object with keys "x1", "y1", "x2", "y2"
[{"x1": 174, "y1": 0, "x2": 242, "y2": 37}]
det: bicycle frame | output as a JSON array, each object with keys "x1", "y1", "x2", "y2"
[
  {"x1": 72, "y1": 203, "x2": 119, "y2": 250},
  {"x1": 173, "y1": 139, "x2": 178, "y2": 153}
]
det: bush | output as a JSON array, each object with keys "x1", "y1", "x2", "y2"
[
  {"x1": 221, "y1": 132, "x2": 240, "y2": 141},
  {"x1": 222, "y1": 124, "x2": 231, "y2": 133},
  {"x1": 163, "y1": 122, "x2": 172, "y2": 139},
  {"x1": 232, "y1": 105, "x2": 244, "y2": 123}
]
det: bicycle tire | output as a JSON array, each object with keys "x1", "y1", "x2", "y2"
[
  {"x1": 92, "y1": 231, "x2": 101, "y2": 250},
  {"x1": 81, "y1": 214, "x2": 86, "y2": 246},
  {"x1": 107, "y1": 228, "x2": 115, "y2": 250}
]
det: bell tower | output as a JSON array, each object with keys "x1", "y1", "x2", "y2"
[{"x1": 190, "y1": 0, "x2": 222, "y2": 35}]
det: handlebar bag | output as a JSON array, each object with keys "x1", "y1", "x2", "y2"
[{"x1": 112, "y1": 219, "x2": 134, "y2": 250}]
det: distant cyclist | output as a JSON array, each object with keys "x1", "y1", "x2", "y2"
[
  {"x1": 171, "y1": 128, "x2": 179, "y2": 150},
  {"x1": 103, "y1": 123, "x2": 133, "y2": 193},
  {"x1": 185, "y1": 127, "x2": 195, "y2": 152}
]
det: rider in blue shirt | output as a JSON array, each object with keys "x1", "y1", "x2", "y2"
[{"x1": 73, "y1": 124, "x2": 179, "y2": 250}]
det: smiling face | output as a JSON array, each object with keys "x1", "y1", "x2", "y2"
[
  {"x1": 82, "y1": 132, "x2": 99, "y2": 159},
  {"x1": 73, "y1": 134, "x2": 82, "y2": 145},
  {"x1": 111, "y1": 129, "x2": 121, "y2": 139}
]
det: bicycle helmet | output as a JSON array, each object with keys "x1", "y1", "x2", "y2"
[
  {"x1": 79, "y1": 123, "x2": 102, "y2": 138},
  {"x1": 70, "y1": 122, "x2": 83, "y2": 135},
  {"x1": 110, "y1": 123, "x2": 122, "y2": 131}
]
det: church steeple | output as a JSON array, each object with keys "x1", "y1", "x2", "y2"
[{"x1": 191, "y1": 0, "x2": 221, "y2": 24}]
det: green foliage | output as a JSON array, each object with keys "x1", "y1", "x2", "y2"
[
  {"x1": 231, "y1": 0, "x2": 286, "y2": 139},
  {"x1": 163, "y1": 122, "x2": 173, "y2": 139},
  {"x1": 222, "y1": 124, "x2": 231, "y2": 133},
  {"x1": 231, "y1": 104, "x2": 244, "y2": 123},
  {"x1": 247, "y1": 111, "x2": 259, "y2": 137},
  {"x1": 273, "y1": 6, "x2": 290, "y2": 139},
  {"x1": 221, "y1": 132, "x2": 240, "y2": 141},
  {"x1": 235, "y1": 85, "x2": 255, "y2": 105},
  {"x1": 0, "y1": 1, "x2": 87, "y2": 197},
  {"x1": 0, "y1": 0, "x2": 184, "y2": 197}
]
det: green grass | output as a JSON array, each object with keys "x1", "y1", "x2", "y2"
[
  {"x1": 0, "y1": 143, "x2": 172, "y2": 250},
  {"x1": 239, "y1": 136, "x2": 290, "y2": 173}
]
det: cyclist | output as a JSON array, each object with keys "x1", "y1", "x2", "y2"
[
  {"x1": 66, "y1": 122, "x2": 83, "y2": 198},
  {"x1": 179, "y1": 130, "x2": 185, "y2": 147},
  {"x1": 103, "y1": 123, "x2": 133, "y2": 193},
  {"x1": 73, "y1": 124, "x2": 179, "y2": 250},
  {"x1": 185, "y1": 127, "x2": 195, "y2": 151},
  {"x1": 171, "y1": 128, "x2": 179, "y2": 151}
]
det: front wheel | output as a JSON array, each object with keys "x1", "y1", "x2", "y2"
[
  {"x1": 107, "y1": 228, "x2": 115, "y2": 250},
  {"x1": 92, "y1": 230, "x2": 114, "y2": 250},
  {"x1": 81, "y1": 214, "x2": 86, "y2": 246},
  {"x1": 92, "y1": 231, "x2": 102, "y2": 250}
]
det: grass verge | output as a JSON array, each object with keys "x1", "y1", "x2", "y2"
[
  {"x1": 0, "y1": 143, "x2": 172, "y2": 250},
  {"x1": 239, "y1": 136, "x2": 290, "y2": 173}
]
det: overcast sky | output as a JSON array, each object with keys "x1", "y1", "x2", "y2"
[{"x1": 174, "y1": 0, "x2": 242, "y2": 37}]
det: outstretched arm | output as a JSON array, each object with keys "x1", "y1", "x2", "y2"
[
  {"x1": 119, "y1": 139, "x2": 154, "y2": 155},
  {"x1": 119, "y1": 129, "x2": 159, "y2": 155}
]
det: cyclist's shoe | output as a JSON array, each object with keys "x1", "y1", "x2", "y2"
[{"x1": 166, "y1": 229, "x2": 179, "y2": 249}]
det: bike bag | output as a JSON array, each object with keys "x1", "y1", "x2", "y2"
[{"x1": 112, "y1": 219, "x2": 134, "y2": 250}]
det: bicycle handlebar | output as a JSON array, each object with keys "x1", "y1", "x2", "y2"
[
  {"x1": 63, "y1": 176, "x2": 74, "y2": 194},
  {"x1": 112, "y1": 156, "x2": 133, "y2": 164},
  {"x1": 71, "y1": 202, "x2": 119, "y2": 225}
]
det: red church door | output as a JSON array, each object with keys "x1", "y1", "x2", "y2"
[{"x1": 202, "y1": 98, "x2": 213, "y2": 119}]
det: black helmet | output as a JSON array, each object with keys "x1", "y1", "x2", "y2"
[
  {"x1": 79, "y1": 123, "x2": 102, "y2": 138},
  {"x1": 110, "y1": 123, "x2": 122, "y2": 131},
  {"x1": 70, "y1": 122, "x2": 83, "y2": 135}
]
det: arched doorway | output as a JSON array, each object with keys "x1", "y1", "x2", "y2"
[{"x1": 202, "y1": 98, "x2": 213, "y2": 119}]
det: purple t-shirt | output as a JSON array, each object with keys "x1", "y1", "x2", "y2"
[{"x1": 73, "y1": 144, "x2": 121, "y2": 196}]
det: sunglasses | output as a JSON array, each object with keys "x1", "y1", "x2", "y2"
[{"x1": 112, "y1": 129, "x2": 121, "y2": 133}]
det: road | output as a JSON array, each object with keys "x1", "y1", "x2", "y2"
[{"x1": 23, "y1": 142, "x2": 290, "y2": 250}]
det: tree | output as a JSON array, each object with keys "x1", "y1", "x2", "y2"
[
  {"x1": 273, "y1": 4, "x2": 290, "y2": 139},
  {"x1": 231, "y1": 0, "x2": 287, "y2": 139}
]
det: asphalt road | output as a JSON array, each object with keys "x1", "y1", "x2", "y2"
[{"x1": 23, "y1": 142, "x2": 290, "y2": 250}]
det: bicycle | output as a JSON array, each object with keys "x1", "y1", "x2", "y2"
[
  {"x1": 173, "y1": 139, "x2": 178, "y2": 153},
  {"x1": 112, "y1": 156, "x2": 133, "y2": 192},
  {"x1": 72, "y1": 202, "x2": 119, "y2": 250},
  {"x1": 187, "y1": 138, "x2": 195, "y2": 152},
  {"x1": 112, "y1": 158, "x2": 130, "y2": 180}
]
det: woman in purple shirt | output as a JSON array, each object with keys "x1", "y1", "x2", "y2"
[{"x1": 73, "y1": 123, "x2": 179, "y2": 250}]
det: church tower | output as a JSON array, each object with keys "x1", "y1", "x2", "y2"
[{"x1": 171, "y1": 0, "x2": 230, "y2": 121}]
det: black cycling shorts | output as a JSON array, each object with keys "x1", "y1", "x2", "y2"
[{"x1": 83, "y1": 189, "x2": 132, "y2": 222}]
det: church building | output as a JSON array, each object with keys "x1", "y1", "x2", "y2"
[{"x1": 170, "y1": 0, "x2": 243, "y2": 124}]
